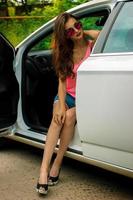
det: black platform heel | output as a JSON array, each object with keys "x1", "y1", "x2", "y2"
[
  {"x1": 48, "y1": 175, "x2": 59, "y2": 186},
  {"x1": 48, "y1": 169, "x2": 61, "y2": 186},
  {"x1": 36, "y1": 182, "x2": 48, "y2": 195}
]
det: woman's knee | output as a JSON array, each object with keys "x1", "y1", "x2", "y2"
[{"x1": 65, "y1": 108, "x2": 76, "y2": 126}]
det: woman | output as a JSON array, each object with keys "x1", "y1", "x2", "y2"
[{"x1": 36, "y1": 12, "x2": 100, "y2": 195}]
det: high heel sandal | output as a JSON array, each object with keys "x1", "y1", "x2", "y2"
[
  {"x1": 36, "y1": 182, "x2": 48, "y2": 195},
  {"x1": 48, "y1": 175, "x2": 59, "y2": 186},
  {"x1": 48, "y1": 169, "x2": 61, "y2": 186}
]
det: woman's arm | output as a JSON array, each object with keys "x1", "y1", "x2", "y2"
[
  {"x1": 84, "y1": 30, "x2": 100, "y2": 43},
  {"x1": 53, "y1": 78, "x2": 67, "y2": 125},
  {"x1": 58, "y1": 78, "x2": 66, "y2": 109}
]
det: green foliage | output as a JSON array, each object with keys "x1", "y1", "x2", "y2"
[
  {"x1": 0, "y1": 18, "x2": 45, "y2": 46},
  {"x1": 8, "y1": 7, "x2": 15, "y2": 16},
  {"x1": 52, "y1": 0, "x2": 74, "y2": 13},
  {"x1": 81, "y1": 17, "x2": 102, "y2": 30},
  {"x1": 0, "y1": 0, "x2": 90, "y2": 46}
]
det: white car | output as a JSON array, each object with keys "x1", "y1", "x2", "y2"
[{"x1": 0, "y1": 0, "x2": 133, "y2": 178}]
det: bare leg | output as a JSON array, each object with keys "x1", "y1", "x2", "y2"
[
  {"x1": 39, "y1": 102, "x2": 63, "y2": 184},
  {"x1": 49, "y1": 107, "x2": 76, "y2": 177}
]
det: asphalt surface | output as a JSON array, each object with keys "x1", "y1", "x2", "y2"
[{"x1": 0, "y1": 138, "x2": 132, "y2": 200}]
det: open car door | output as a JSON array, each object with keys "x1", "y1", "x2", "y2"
[{"x1": 0, "y1": 33, "x2": 19, "y2": 135}]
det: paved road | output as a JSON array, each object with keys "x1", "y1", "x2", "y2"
[{"x1": 0, "y1": 138, "x2": 132, "y2": 200}]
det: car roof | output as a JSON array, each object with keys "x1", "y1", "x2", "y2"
[
  {"x1": 67, "y1": 0, "x2": 130, "y2": 12},
  {"x1": 67, "y1": 0, "x2": 115, "y2": 13}
]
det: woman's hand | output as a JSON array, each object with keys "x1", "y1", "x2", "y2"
[
  {"x1": 53, "y1": 104, "x2": 67, "y2": 125},
  {"x1": 53, "y1": 78, "x2": 67, "y2": 125}
]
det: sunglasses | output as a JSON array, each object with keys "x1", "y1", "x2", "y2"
[{"x1": 65, "y1": 21, "x2": 82, "y2": 38}]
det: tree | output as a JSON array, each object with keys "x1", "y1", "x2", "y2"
[
  {"x1": 0, "y1": 0, "x2": 8, "y2": 3},
  {"x1": 0, "y1": 0, "x2": 9, "y2": 16}
]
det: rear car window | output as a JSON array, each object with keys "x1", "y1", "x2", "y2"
[{"x1": 103, "y1": 2, "x2": 133, "y2": 53}]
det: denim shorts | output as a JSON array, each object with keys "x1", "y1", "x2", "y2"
[{"x1": 54, "y1": 93, "x2": 75, "y2": 108}]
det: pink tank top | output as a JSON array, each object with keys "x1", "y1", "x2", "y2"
[{"x1": 66, "y1": 41, "x2": 92, "y2": 98}]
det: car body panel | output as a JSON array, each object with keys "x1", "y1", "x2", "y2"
[{"x1": 76, "y1": 54, "x2": 133, "y2": 170}]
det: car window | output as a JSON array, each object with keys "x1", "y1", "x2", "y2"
[
  {"x1": 103, "y1": 2, "x2": 133, "y2": 53},
  {"x1": 81, "y1": 16, "x2": 103, "y2": 31},
  {"x1": 30, "y1": 10, "x2": 107, "y2": 52},
  {"x1": 31, "y1": 34, "x2": 53, "y2": 51}
]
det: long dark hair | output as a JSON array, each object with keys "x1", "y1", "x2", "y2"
[{"x1": 52, "y1": 12, "x2": 77, "y2": 80}]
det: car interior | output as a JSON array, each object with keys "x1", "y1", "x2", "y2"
[{"x1": 23, "y1": 51, "x2": 58, "y2": 131}]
